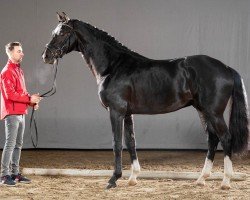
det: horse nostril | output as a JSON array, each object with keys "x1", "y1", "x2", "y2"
[
  {"x1": 42, "y1": 53, "x2": 51, "y2": 63},
  {"x1": 55, "y1": 49, "x2": 62, "y2": 57}
]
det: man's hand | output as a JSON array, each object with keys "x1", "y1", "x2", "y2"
[
  {"x1": 34, "y1": 103, "x2": 39, "y2": 110},
  {"x1": 30, "y1": 93, "x2": 42, "y2": 104}
]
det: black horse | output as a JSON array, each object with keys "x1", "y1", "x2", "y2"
[{"x1": 42, "y1": 13, "x2": 249, "y2": 190}]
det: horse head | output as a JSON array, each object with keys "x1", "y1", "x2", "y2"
[{"x1": 42, "y1": 12, "x2": 78, "y2": 64}]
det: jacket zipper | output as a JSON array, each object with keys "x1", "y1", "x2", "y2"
[{"x1": 13, "y1": 102, "x2": 15, "y2": 111}]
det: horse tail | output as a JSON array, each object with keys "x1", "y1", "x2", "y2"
[{"x1": 229, "y1": 68, "x2": 249, "y2": 154}]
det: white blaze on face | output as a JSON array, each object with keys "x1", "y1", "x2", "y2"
[{"x1": 53, "y1": 24, "x2": 62, "y2": 36}]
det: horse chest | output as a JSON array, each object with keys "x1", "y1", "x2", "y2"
[{"x1": 97, "y1": 75, "x2": 110, "y2": 108}]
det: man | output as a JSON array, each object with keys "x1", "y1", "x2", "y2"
[{"x1": 0, "y1": 42, "x2": 42, "y2": 186}]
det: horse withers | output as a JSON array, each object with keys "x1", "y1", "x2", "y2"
[{"x1": 42, "y1": 12, "x2": 249, "y2": 190}]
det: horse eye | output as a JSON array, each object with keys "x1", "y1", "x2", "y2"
[{"x1": 59, "y1": 32, "x2": 65, "y2": 36}]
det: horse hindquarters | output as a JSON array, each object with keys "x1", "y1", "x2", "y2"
[{"x1": 194, "y1": 64, "x2": 248, "y2": 189}]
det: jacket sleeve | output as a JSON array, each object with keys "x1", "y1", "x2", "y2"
[{"x1": 1, "y1": 71, "x2": 31, "y2": 103}]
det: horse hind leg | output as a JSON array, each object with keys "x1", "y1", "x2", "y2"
[
  {"x1": 196, "y1": 111, "x2": 220, "y2": 186},
  {"x1": 201, "y1": 114, "x2": 233, "y2": 189},
  {"x1": 211, "y1": 117, "x2": 233, "y2": 190},
  {"x1": 124, "y1": 115, "x2": 140, "y2": 186}
]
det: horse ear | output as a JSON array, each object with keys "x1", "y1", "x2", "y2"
[
  {"x1": 62, "y1": 12, "x2": 70, "y2": 22},
  {"x1": 56, "y1": 12, "x2": 70, "y2": 22},
  {"x1": 56, "y1": 12, "x2": 64, "y2": 22}
]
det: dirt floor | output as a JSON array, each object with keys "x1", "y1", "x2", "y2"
[{"x1": 0, "y1": 150, "x2": 249, "y2": 200}]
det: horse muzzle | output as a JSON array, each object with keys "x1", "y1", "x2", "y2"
[
  {"x1": 42, "y1": 48, "x2": 57, "y2": 64},
  {"x1": 42, "y1": 55, "x2": 54, "y2": 64}
]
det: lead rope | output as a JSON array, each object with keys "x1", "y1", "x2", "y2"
[
  {"x1": 29, "y1": 21, "x2": 84, "y2": 147},
  {"x1": 29, "y1": 59, "x2": 58, "y2": 147}
]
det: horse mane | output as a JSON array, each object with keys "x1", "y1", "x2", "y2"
[{"x1": 75, "y1": 20, "x2": 146, "y2": 59}]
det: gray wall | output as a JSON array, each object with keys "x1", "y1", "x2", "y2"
[{"x1": 0, "y1": 0, "x2": 249, "y2": 149}]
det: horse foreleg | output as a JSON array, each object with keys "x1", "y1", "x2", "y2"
[
  {"x1": 106, "y1": 109, "x2": 124, "y2": 189},
  {"x1": 124, "y1": 115, "x2": 140, "y2": 186}
]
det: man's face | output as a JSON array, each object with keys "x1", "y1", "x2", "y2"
[{"x1": 9, "y1": 46, "x2": 24, "y2": 63}]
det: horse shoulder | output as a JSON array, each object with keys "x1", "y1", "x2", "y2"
[{"x1": 98, "y1": 74, "x2": 111, "y2": 108}]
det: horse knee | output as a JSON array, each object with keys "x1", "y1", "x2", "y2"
[
  {"x1": 113, "y1": 145, "x2": 123, "y2": 153},
  {"x1": 15, "y1": 141, "x2": 23, "y2": 149}
]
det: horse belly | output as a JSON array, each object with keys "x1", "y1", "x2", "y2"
[
  {"x1": 131, "y1": 100, "x2": 190, "y2": 114},
  {"x1": 130, "y1": 86, "x2": 192, "y2": 114}
]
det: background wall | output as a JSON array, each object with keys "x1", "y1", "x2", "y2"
[{"x1": 0, "y1": 0, "x2": 249, "y2": 149}]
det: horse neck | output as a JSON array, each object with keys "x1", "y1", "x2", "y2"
[
  {"x1": 78, "y1": 42, "x2": 115, "y2": 84},
  {"x1": 75, "y1": 21, "x2": 146, "y2": 84},
  {"x1": 75, "y1": 25, "x2": 118, "y2": 83}
]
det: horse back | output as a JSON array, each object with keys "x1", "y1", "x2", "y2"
[{"x1": 101, "y1": 55, "x2": 234, "y2": 115}]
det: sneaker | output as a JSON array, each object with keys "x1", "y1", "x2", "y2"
[
  {"x1": 0, "y1": 175, "x2": 16, "y2": 187},
  {"x1": 11, "y1": 173, "x2": 31, "y2": 184}
]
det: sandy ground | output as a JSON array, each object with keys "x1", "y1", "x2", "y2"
[{"x1": 0, "y1": 150, "x2": 249, "y2": 200}]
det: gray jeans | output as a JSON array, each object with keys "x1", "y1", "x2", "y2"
[{"x1": 1, "y1": 115, "x2": 25, "y2": 177}]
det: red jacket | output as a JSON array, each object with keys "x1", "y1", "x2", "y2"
[{"x1": 0, "y1": 60, "x2": 31, "y2": 119}]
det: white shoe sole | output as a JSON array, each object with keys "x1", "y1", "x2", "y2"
[{"x1": 0, "y1": 182, "x2": 16, "y2": 187}]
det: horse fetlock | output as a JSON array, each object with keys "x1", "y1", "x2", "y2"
[
  {"x1": 131, "y1": 159, "x2": 141, "y2": 173},
  {"x1": 131, "y1": 166, "x2": 140, "y2": 174},
  {"x1": 133, "y1": 169, "x2": 140, "y2": 175},
  {"x1": 114, "y1": 172, "x2": 122, "y2": 179},
  {"x1": 108, "y1": 173, "x2": 121, "y2": 184},
  {"x1": 106, "y1": 182, "x2": 117, "y2": 189},
  {"x1": 196, "y1": 176, "x2": 206, "y2": 186},
  {"x1": 107, "y1": 175, "x2": 118, "y2": 189},
  {"x1": 203, "y1": 172, "x2": 211, "y2": 178},
  {"x1": 224, "y1": 172, "x2": 233, "y2": 179}
]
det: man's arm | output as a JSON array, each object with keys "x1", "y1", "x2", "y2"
[
  {"x1": 1, "y1": 72, "x2": 42, "y2": 104},
  {"x1": 2, "y1": 72, "x2": 30, "y2": 103}
]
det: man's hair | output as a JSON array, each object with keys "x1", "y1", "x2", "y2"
[{"x1": 5, "y1": 42, "x2": 22, "y2": 56}]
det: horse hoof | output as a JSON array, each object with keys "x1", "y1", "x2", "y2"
[
  {"x1": 221, "y1": 184, "x2": 231, "y2": 190},
  {"x1": 195, "y1": 180, "x2": 205, "y2": 186},
  {"x1": 106, "y1": 182, "x2": 117, "y2": 190},
  {"x1": 128, "y1": 178, "x2": 137, "y2": 186}
]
